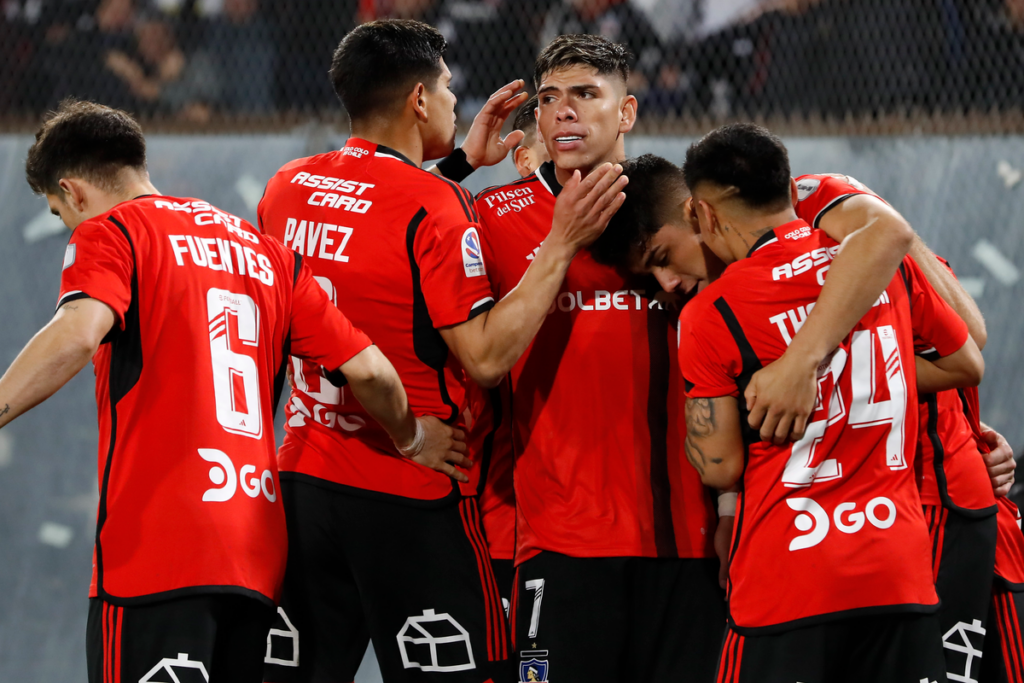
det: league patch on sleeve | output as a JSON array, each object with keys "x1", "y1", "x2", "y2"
[
  {"x1": 462, "y1": 227, "x2": 486, "y2": 278},
  {"x1": 62, "y1": 243, "x2": 76, "y2": 270},
  {"x1": 796, "y1": 177, "x2": 821, "y2": 201}
]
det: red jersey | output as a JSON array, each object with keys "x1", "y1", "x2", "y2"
[
  {"x1": 795, "y1": 174, "x2": 995, "y2": 514},
  {"x1": 258, "y1": 139, "x2": 495, "y2": 502},
  {"x1": 467, "y1": 380, "x2": 515, "y2": 560},
  {"x1": 58, "y1": 196, "x2": 371, "y2": 604},
  {"x1": 680, "y1": 220, "x2": 969, "y2": 633},
  {"x1": 476, "y1": 162, "x2": 715, "y2": 564}
]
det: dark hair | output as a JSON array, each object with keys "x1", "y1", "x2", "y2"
[
  {"x1": 590, "y1": 154, "x2": 689, "y2": 268},
  {"x1": 330, "y1": 19, "x2": 447, "y2": 121},
  {"x1": 682, "y1": 123, "x2": 791, "y2": 210},
  {"x1": 533, "y1": 34, "x2": 632, "y2": 90},
  {"x1": 512, "y1": 95, "x2": 539, "y2": 147},
  {"x1": 25, "y1": 99, "x2": 147, "y2": 196}
]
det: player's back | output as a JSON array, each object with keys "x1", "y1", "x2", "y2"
[
  {"x1": 61, "y1": 195, "x2": 334, "y2": 603},
  {"x1": 259, "y1": 138, "x2": 493, "y2": 501},
  {"x1": 475, "y1": 162, "x2": 715, "y2": 564},
  {"x1": 680, "y1": 220, "x2": 970, "y2": 632}
]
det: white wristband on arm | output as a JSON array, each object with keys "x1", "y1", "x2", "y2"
[
  {"x1": 396, "y1": 419, "x2": 425, "y2": 458},
  {"x1": 718, "y1": 491, "x2": 737, "y2": 517}
]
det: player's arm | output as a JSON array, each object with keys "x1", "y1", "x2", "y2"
[
  {"x1": 980, "y1": 422, "x2": 1016, "y2": 497},
  {"x1": 0, "y1": 298, "x2": 115, "y2": 430},
  {"x1": 428, "y1": 79, "x2": 529, "y2": 180},
  {"x1": 908, "y1": 237, "x2": 987, "y2": 348},
  {"x1": 684, "y1": 396, "x2": 746, "y2": 491},
  {"x1": 744, "y1": 192, "x2": 914, "y2": 444},
  {"x1": 440, "y1": 163, "x2": 627, "y2": 388},
  {"x1": 335, "y1": 346, "x2": 471, "y2": 483},
  {"x1": 914, "y1": 338, "x2": 984, "y2": 394}
]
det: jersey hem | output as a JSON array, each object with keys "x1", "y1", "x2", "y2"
[
  {"x1": 515, "y1": 543, "x2": 716, "y2": 565},
  {"x1": 994, "y1": 575, "x2": 1024, "y2": 593},
  {"x1": 727, "y1": 601, "x2": 940, "y2": 636},
  {"x1": 96, "y1": 584, "x2": 275, "y2": 608},
  {"x1": 280, "y1": 470, "x2": 464, "y2": 508}
]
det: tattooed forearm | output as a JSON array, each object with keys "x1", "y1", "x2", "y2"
[
  {"x1": 684, "y1": 434, "x2": 706, "y2": 476},
  {"x1": 0, "y1": 403, "x2": 8, "y2": 418},
  {"x1": 686, "y1": 398, "x2": 717, "y2": 438}
]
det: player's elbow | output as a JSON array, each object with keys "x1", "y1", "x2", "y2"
[
  {"x1": 464, "y1": 360, "x2": 504, "y2": 389},
  {"x1": 340, "y1": 346, "x2": 396, "y2": 389},
  {"x1": 701, "y1": 461, "x2": 744, "y2": 491}
]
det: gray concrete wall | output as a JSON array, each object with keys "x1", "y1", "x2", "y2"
[{"x1": 0, "y1": 132, "x2": 1020, "y2": 681}]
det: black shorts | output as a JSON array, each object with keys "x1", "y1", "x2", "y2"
[
  {"x1": 86, "y1": 594, "x2": 274, "y2": 683},
  {"x1": 490, "y1": 558, "x2": 514, "y2": 622},
  {"x1": 264, "y1": 477, "x2": 510, "y2": 683},
  {"x1": 925, "y1": 504, "x2": 998, "y2": 683},
  {"x1": 510, "y1": 551, "x2": 725, "y2": 683},
  {"x1": 717, "y1": 612, "x2": 947, "y2": 683},
  {"x1": 980, "y1": 583, "x2": 1024, "y2": 683}
]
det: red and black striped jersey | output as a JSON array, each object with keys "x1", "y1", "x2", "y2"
[
  {"x1": 58, "y1": 195, "x2": 371, "y2": 604},
  {"x1": 466, "y1": 380, "x2": 515, "y2": 560},
  {"x1": 680, "y1": 219, "x2": 968, "y2": 633},
  {"x1": 475, "y1": 162, "x2": 716, "y2": 565},
  {"x1": 258, "y1": 138, "x2": 495, "y2": 503},
  {"x1": 795, "y1": 174, "x2": 996, "y2": 514}
]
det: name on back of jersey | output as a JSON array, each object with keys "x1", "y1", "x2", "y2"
[{"x1": 160, "y1": 200, "x2": 276, "y2": 286}]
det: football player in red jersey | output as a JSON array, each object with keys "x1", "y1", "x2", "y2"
[
  {"x1": 678, "y1": 123, "x2": 983, "y2": 682},
  {"x1": 511, "y1": 96, "x2": 550, "y2": 179},
  {"x1": 0, "y1": 100, "x2": 467, "y2": 683},
  {"x1": 257, "y1": 20, "x2": 627, "y2": 683}
]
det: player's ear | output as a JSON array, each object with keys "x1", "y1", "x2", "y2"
[
  {"x1": 58, "y1": 178, "x2": 87, "y2": 212},
  {"x1": 619, "y1": 94, "x2": 638, "y2": 135},
  {"x1": 790, "y1": 177, "x2": 799, "y2": 208},
  {"x1": 410, "y1": 83, "x2": 429, "y2": 122},
  {"x1": 513, "y1": 147, "x2": 530, "y2": 178}
]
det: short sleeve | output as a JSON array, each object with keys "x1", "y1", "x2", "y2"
[
  {"x1": 415, "y1": 215, "x2": 496, "y2": 328},
  {"x1": 288, "y1": 256, "x2": 373, "y2": 370},
  {"x1": 901, "y1": 256, "x2": 969, "y2": 359},
  {"x1": 678, "y1": 303, "x2": 742, "y2": 399},
  {"x1": 57, "y1": 217, "x2": 134, "y2": 329},
  {"x1": 475, "y1": 212, "x2": 503, "y2": 300},
  {"x1": 794, "y1": 174, "x2": 880, "y2": 229}
]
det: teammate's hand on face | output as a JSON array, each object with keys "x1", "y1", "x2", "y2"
[
  {"x1": 714, "y1": 515, "x2": 734, "y2": 590},
  {"x1": 408, "y1": 416, "x2": 472, "y2": 483},
  {"x1": 744, "y1": 351, "x2": 818, "y2": 445},
  {"x1": 461, "y1": 79, "x2": 530, "y2": 169},
  {"x1": 549, "y1": 163, "x2": 628, "y2": 255},
  {"x1": 980, "y1": 425, "x2": 1015, "y2": 497}
]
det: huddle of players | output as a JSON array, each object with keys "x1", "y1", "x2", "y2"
[{"x1": 3, "y1": 13, "x2": 1024, "y2": 683}]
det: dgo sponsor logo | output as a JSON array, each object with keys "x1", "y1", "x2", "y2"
[
  {"x1": 200, "y1": 449, "x2": 277, "y2": 503},
  {"x1": 786, "y1": 496, "x2": 896, "y2": 550}
]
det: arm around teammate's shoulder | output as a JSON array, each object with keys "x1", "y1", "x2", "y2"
[
  {"x1": 915, "y1": 335, "x2": 984, "y2": 394},
  {"x1": 440, "y1": 163, "x2": 628, "y2": 388}
]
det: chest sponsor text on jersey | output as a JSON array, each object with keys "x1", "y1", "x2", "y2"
[
  {"x1": 290, "y1": 171, "x2": 375, "y2": 214},
  {"x1": 481, "y1": 186, "x2": 537, "y2": 217}
]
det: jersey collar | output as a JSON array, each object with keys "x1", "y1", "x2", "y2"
[
  {"x1": 746, "y1": 228, "x2": 780, "y2": 258},
  {"x1": 343, "y1": 137, "x2": 419, "y2": 168},
  {"x1": 536, "y1": 161, "x2": 562, "y2": 197}
]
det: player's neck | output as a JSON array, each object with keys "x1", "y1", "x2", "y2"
[
  {"x1": 350, "y1": 120, "x2": 425, "y2": 168},
  {"x1": 728, "y1": 207, "x2": 800, "y2": 262},
  {"x1": 552, "y1": 138, "x2": 626, "y2": 187}
]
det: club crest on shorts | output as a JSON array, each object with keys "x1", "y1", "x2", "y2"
[
  {"x1": 519, "y1": 651, "x2": 549, "y2": 682},
  {"x1": 462, "y1": 228, "x2": 486, "y2": 278}
]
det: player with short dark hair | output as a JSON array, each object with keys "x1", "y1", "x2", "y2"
[
  {"x1": 678, "y1": 124, "x2": 984, "y2": 683},
  {"x1": 510, "y1": 95, "x2": 549, "y2": 178},
  {"x1": 258, "y1": 20, "x2": 626, "y2": 683},
  {"x1": 4, "y1": 99, "x2": 466, "y2": 683},
  {"x1": 474, "y1": 34, "x2": 725, "y2": 683}
]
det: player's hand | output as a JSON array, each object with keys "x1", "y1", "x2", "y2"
[
  {"x1": 714, "y1": 515, "x2": 734, "y2": 590},
  {"x1": 745, "y1": 350, "x2": 818, "y2": 444},
  {"x1": 548, "y1": 163, "x2": 628, "y2": 255},
  {"x1": 408, "y1": 416, "x2": 472, "y2": 483},
  {"x1": 980, "y1": 424, "x2": 1015, "y2": 497},
  {"x1": 461, "y1": 79, "x2": 530, "y2": 170}
]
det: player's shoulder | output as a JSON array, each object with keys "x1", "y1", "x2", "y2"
[
  {"x1": 267, "y1": 151, "x2": 346, "y2": 187},
  {"x1": 474, "y1": 174, "x2": 546, "y2": 224}
]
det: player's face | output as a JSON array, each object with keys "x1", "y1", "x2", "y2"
[
  {"x1": 46, "y1": 191, "x2": 85, "y2": 230},
  {"x1": 536, "y1": 65, "x2": 636, "y2": 175},
  {"x1": 632, "y1": 197, "x2": 718, "y2": 294},
  {"x1": 423, "y1": 59, "x2": 458, "y2": 161}
]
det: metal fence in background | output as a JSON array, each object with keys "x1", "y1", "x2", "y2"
[{"x1": 2, "y1": 0, "x2": 1024, "y2": 133}]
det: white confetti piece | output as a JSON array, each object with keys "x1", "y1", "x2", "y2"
[
  {"x1": 972, "y1": 240, "x2": 1020, "y2": 286},
  {"x1": 22, "y1": 208, "x2": 66, "y2": 243},
  {"x1": 997, "y1": 160, "x2": 1022, "y2": 189},
  {"x1": 235, "y1": 174, "x2": 265, "y2": 213},
  {"x1": 959, "y1": 277, "x2": 985, "y2": 299},
  {"x1": 38, "y1": 522, "x2": 73, "y2": 548}
]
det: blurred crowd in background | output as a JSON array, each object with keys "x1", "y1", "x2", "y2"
[{"x1": 1, "y1": 0, "x2": 1023, "y2": 125}]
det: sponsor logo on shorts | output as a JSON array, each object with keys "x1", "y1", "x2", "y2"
[
  {"x1": 519, "y1": 652, "x2": 549, "y2": 683},
  {"x1": 462, "y1": 228, "x2": 486, "y2": 278},
  {"x1": 139, "y1": 653, "x2": 209, "y2": 682},
  {"x1": 397, "y1": 609, "x2": 476, "y2": 672},
  {"x1": 942, "y1": 619, "x2": 985, "y2": 683}
]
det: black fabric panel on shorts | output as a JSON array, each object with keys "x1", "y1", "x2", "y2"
[
  {"x1": 405, "y1": 207, "x2": 459, "y2": 424},
  {"x1": 96, "y1": 217, "x2": 144, "y2": 602},
  {"x1": 475, "y1": 386, "x2": 503, "y2": 494},
  {"x1": 712, "y1": 296, "x2": 763, "y2": 446},
  {"x1": 646, "y1": 307, "x2": 678, "y2": 558}
]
